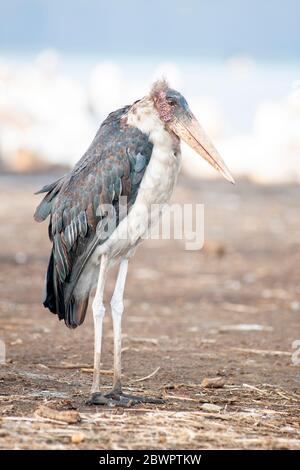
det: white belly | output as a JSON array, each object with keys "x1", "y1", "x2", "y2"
[{"x1": 99, "y1": 145, "x2": 181, "y2": 260}]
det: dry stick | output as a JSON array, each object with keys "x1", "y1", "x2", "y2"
[
  {"x1": 221, "y1": 303, "x2": 258, "y2": 314},
  {"x1": 0, "y1": 395, "x2": 31, "y2": 401},
  {"x1": 127, "y1": 337, "x2": 158, "y2": 345},
  {"x1": 47, "y1": 363, "x2": 93, "y2": 370},
  {"x1": 263, "y1": 384, "x2": 300, "y2": 400},
  {"x1": 35, "y1": 405, "x2": 81, "y2": 424},
  {"x1": 163, "y1": 382, "x2": 203, "y2": 390},
  {"x1": 275, "y1": 390, "x2": 299, "y2": 402},
  {"x1": 131, "y1": 366, "x2": 160, "y2": 383},
  {"x1": 242, "y1": 383, "x2": 268, "y2": 394},
  {"x1": 80, "y1": 368, "x2": 113, "y2": 375},
  {"x1": 3, "y1": 416, "x2": 70, "y2": 425},
  {"x1": 231, "y1": 347, "x2": 291, "y2": 357},
  {"x1": 163, "y1": 394, "x2": 199, "y2": 402}
]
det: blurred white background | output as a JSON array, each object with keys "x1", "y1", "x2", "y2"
[{"x1": 0, "y1": 0, "x2": 299, "y2": 183}]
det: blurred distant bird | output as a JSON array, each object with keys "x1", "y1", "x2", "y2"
[{"x1": 35, "y1": 80, "x2": 234, "y2": 405}]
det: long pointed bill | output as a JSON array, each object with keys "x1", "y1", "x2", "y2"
[{"x1": 170, "y1": 113, "x2": 235, "y2": 184}]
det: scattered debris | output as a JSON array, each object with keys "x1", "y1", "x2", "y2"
[
  {"x1": 221, "y1": 302, "x2": 258, "y2": 314},
  {"x1": 1, "y1": 179, "x2": 300, "y2": 449},
  {"x1": 35, "y1": 405, "x2": 81, "y2": 424},
  {"x1": 132, "y1": 366, "x2": 161, "y2": 383},
  {"x1": 201, "y1": 403, "x2": 222, "y2": 412},
  {"x1": 164, "y1": 394, "x2": 199, "y2": 402},
  {"x1": 10, "y1": 338, "x2": 23, "y2": 346},
  {"x1": 231, "y1": 347, "x2": 291, "y2": 357},
  {"x1": 201, "y1": 377, "x2": 225, "y2": 389},
  {"x1": 47, "y1": 363, "x2": 93, "y2": 370},
  {"x1": 80, "y1": 368, "x2": 113, "y2": 375},
  {"x1": 242, "y1": 383, "x2": 268, "y2": 394},
  {"x1": 126, "y1": 336, "x2": 159, "y2": 346}
]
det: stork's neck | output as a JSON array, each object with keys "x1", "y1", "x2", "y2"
[{"x1": 126, "y1": 98, "x2": 179, "y2": 150}]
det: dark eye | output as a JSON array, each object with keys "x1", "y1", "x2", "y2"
[{"x1": 167, "y1": 99, "x2": 176, "y2": 106}]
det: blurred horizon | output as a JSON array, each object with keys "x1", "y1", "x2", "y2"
[{"x1": 0, "y1": 1, "x2": 299, "y2": 183}]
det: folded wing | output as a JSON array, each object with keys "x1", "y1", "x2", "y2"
[{"x1": 35, "y1": 105, "x2": 153, "y2": 328}]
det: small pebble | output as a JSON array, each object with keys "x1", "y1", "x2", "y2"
[
  {"x1": 71, "y1": 432, "x2": 85, "y2": 444},
  {"x1": 201, "y1": 403, "x2": 222, "y2": 412},
  {"x1": 15, "y1": 252, "x2": 28, "y2": 264},
  {"x1": 201, "y1": 377, "x2": 225, "y2": 389},
  {"x1": 10, "y1": 338, "x2": 23, "y2": 346},
  {"x1": 290, "y1": 301, "x2": 300, "y2": 312}
]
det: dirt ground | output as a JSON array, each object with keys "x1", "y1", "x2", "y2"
[{"x1": 0, "y1": 172, "x2": 300, "y2": 450}]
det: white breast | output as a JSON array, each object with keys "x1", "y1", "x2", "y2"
[
  {"x1": 135, "y1": 111, "x2": 181, "y2": 207},
  {"x1": 96, "y1": 100, "x2": 181, "y2": 260}
]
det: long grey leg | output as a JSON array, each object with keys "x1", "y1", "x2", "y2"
[
  {"x1": 91, "y1": 254, "x2": 108, "y2": 394},
  {"x1": 90, "y1": 257, "x2": 164, "y2": 407},
  {"x1": 110, "y1": 258, "x2": 128, "y2": 393},
  {"x1": 105, "y1": 259, "x2": 163, "y2": 407}
]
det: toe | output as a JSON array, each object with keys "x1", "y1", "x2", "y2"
[
  {"x1": 121, "y1": 394, "x2": 165, "y2": 405},
  {"x1": 95, "y1": 390, "x2": 165, "y2": 407},
  {"x1": 104, "y1": 390, "x2": 121, "y2": 401},
  {"x1": 86, "y1": 393, "x2": 110, "y2": 405}
]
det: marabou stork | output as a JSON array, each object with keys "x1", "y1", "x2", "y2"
[{"x1": 35, "y1": 80, "x2": 234, "y2": 405}]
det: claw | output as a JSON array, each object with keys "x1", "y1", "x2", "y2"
[{"x1": 105, "y1": 391, "x2": 165, "y2": 406}]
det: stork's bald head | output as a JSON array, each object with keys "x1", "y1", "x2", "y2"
[
  {"x1": 150, "y1": 79, "x2": 189, "y2": 123},
  {"x1": 149, "y1": 79, "x2": 234, "y2": 184}
]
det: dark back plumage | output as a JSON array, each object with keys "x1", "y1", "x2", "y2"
[{"x1": 35, "y1": 105, "x2": 153, "y2": 328}]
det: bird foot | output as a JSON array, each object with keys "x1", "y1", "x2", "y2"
[
  {"x1": 86, "y1": 393, "x2": 110, "y2": 406},
  {"x1": 87, "y1": 390, "x2": 165, "y2": 407},
  {"x1": 106, "y1": 390, "x2": 165, "y2": 406}
]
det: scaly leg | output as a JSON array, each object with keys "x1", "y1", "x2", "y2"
[
  {"x1": 88, "y1": 254, "x2": 109, "y2": 405},
  {"x1": 110, "y1": 258, "x2": 128, "y2": 394},
  {"x1": 105, "y1": 258, "x2": 164, "y2": 406}
]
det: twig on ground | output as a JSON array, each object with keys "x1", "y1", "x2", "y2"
[
  {"x1": 163, "y1": 394, "x2": 198, "y2": 402},
  {"x1": 131, "y1": 366, "x2": 160, "y2": 383},
  {"x1": 242, "y1": 384, "x2": 268, "y2": 394},
  {"x1": 80, "y1": 368, "x2": 113, "y2": 375},
  {"x1": 47, "y1": 363, "x2": 92, "y2": 370},
  {"x1": 231, "y1": 347, "x2": 291, "y2": 357},
  {"x1": 35, "y1": 405, "x2": 81, "y2": 424}
]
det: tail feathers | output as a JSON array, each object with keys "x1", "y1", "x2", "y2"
[
  {"x1": 43, "y1": 251, "x2": 57, "y2": 313},
  {"x1": 65, "y1": 295, "x2": 89, "y2": 329},
  {"x1": 43, "y1": 249, "x2": 89, "y2": 329}
]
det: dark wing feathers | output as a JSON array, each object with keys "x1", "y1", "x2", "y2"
[
  {"x1": 35, "y1": 105, "x2": 153, "y2": 327},
  {"x1": 35, "y1": 176, "x2": 65, "y2": 195},
  {"x1": 34, "y1": 176, "x2": 65, "y2": 222}
]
